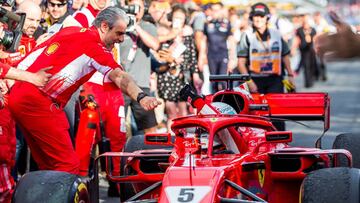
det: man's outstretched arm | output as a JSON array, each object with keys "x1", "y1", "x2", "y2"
[{"x1": 109, "y1": 68, "x2": 161, "y2": 111}]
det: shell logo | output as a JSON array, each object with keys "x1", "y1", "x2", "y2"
[{"x1": 45, "y1": 43, "x2": 60, "y2": 56}]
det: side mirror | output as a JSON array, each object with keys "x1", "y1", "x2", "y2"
[
  {"x1": 265, "y1": 131, "x2": 292, "y2": 143},
  {"x1": 144, "y1": 133, "x2": 173, "y2": 146}
]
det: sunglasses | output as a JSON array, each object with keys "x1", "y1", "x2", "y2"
[{"x1": 48, "y1": 1, "x2": 67, "y2": 8}]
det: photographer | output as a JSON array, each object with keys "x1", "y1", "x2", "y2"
[{"x1": 119, "y1": 0, "x2": 160, "y2": 134}]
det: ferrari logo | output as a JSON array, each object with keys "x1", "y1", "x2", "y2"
[
  {"x1": 258, "y1": 169, "x2": 265, "y2": 187},
  {"x1": 112, "y1": 45, "x2": 120, "y2": 63},
  {"x1": 80, "y1": 28, "x2": 87, "y2": 32},
  {"x1": 210, "y1": 118, "x2": 218, "y2": 122},
  {"x1": 18, "y1": 45, "x2": 26, "y2": 56},
  {"x1": 46, "y1": 43, "x2": 60, "y2": 56}
]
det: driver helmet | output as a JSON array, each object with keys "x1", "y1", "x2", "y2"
[{"x1": 211, "y1": 102, "x2": 237, "y2": 115}]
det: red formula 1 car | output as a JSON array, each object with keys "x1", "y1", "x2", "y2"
[{"x1": 13, "y1": 75, "x2": 360, "y2": 203}]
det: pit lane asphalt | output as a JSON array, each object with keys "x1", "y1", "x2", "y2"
[
  {"x1": 289, "y1": 59, "x2": 360, "y2": 149},
  {"x1": 100, "y1": 59, "x2": 360, "y2": 202}
]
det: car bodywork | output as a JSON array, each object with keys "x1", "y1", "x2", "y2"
[{"x1": 91, "y1": 75, "x2": 352, "y2": 203}]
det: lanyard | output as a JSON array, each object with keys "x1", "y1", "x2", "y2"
[
  {"x1": 255, "y1": 31, "x2": 271, "y2": 54},
  {"x1": 129, "y1": 34, "x2": 138, "y2": 49}
]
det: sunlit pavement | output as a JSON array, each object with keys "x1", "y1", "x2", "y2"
[
  {"x1": 289, "y1": 59, "x2": 360, "y2": 149},
  {"x1": 99, "y1": 59, "x2": 360, "y2": 202}
]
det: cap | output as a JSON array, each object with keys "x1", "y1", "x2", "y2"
[{"x1": 251, "y1": 2, "x2": 270, "y2": 17}]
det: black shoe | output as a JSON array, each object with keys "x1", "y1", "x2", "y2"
[{"x1": 108, "y1": 181, "x2": 120, "y2": 197}]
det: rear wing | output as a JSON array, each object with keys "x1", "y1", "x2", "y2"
[{"x1": 251, "y1": 93, "x2": 330, "y2": 131}]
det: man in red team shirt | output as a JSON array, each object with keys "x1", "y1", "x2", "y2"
[
  {"x1": 74, "y1": 0, "x2": 128, "y2": 196},
  {"x1": 73, "y1": 0, "x2": 108, "y2": 27},
  {"x1": 8, "y1": 6, "x2": 161, "y2": 175},
  {"x1": 73, "y1": 0, "x2": 124, "y2": 172},
  {"x1": 0, "y1": 63, "x2": 51, "y2": 203}
]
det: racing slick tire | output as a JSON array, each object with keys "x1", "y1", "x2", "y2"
[
  {"x1": 332, "y1": 133, "x2": 360, "y2": 168},
  {"x1": 120, "y1": 134, "x2": 174, "y2": 202},
  {"x1": 300, "y1": 167, "x2": 360, "y2": 203},
  {"x1": 13, "y1": 170, "x2": 89, "y2": 203}
]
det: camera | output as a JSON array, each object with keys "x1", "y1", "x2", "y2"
[
  {"x1": 0, "y1": 2, "x2": 26, "y2": 52},
  {"x1": 120, "y1": 4, "x2": 140, "y2": 33},
  {"x1": 161, "y1": 43, "x2": 169, "y2": 50},
  {"x1": 121, "y1": 4, "x2": 140, "y2": 15}
]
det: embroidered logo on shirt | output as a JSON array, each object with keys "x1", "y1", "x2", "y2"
[{"x1": 46, "y1": 43, "x2": 60, "y2": 56}]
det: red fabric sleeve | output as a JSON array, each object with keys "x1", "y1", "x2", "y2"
[
  {"x1": 86, "y1": 42, "x2": 121, "y2": 73},
  {"x1": 73, "y1": 13, "x2": 89, "y2": 27},
  {"x1": 0, "y1": 62, "x2": 11, "y2": 79}
]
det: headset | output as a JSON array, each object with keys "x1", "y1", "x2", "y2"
[
  {"x1": 167, "y1": 4, "x2": 189, "y2": 26},
  {"x1": 249, "y1": 2, "x2": 270, "y2": 21}
]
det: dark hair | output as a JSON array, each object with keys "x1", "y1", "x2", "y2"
[
  {"x1": 93, "y1": 6, "x2": 129, "y2": 29},
  {"x1": 168, "y1": 4, "x2": 188, "y2": 24}
]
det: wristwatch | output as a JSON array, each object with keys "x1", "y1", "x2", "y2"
[{"x1": 136, "y1": 92, "x2": 148, "y2": 103}]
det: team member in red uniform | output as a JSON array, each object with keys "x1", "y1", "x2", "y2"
[
  {"x1": 74, "y1": 0, "x2": 127, "y2": 197},
  {"x1": 0, "y1": 87, "x2": 16, "y2": 203},
  {"x1": 73, "y1": 0, "x2": 127, "y2": 192},
  {"x1": 0, "y1": 63, "x2": 50, "y2": 203},
  {"x1": 0, "y1": 63, "x2": 50, "y2": 83},
  {"x1": 0, "y1": 1, "x2": 41, "y2": 66},
  {"x1": 8, "y1": 7, "x2": 161, "y2": 175},
  {"x1": 73, "y1": 0, "x2": 107, "y2": 27}
]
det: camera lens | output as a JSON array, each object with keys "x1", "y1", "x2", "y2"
[
  {"x1": 0, "y1": 30, "x2": 14, "y2": 50},
  {"x1": 161, "y1": 43, "x2": 169, "y2": 50}
]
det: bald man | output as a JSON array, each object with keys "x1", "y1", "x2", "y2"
[
  {"x1": 18, "y1": 1, "x2": 42, "y2": 37},
  {"x1": 0, "y1": 0, "x2": 42, "y2": 66}
]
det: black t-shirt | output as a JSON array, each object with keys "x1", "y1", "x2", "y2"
[
  {"x1": 296, "y1": 27, "x2": 316, "y2": 52},
  {"x1": 204, "y1": 19, "x2": 232, "y2": 56}
]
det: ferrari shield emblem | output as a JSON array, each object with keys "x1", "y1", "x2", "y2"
[
  {"x1": 46, "y1": 43, "x2": 60, "y2": 56},
  {"x1": 258, "y1": 169, "x2": 265, "y2": 187}
]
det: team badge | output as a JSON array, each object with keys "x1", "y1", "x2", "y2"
[
  {"x1": 18, "y1": 45, "x2": 26, "y2": 56},
  {"x1": 46, "y1": 43, "x2": 60, "y2": 56},
  {"x1": 80, "y1": 28, "x2": 87, "y2": 32}
]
